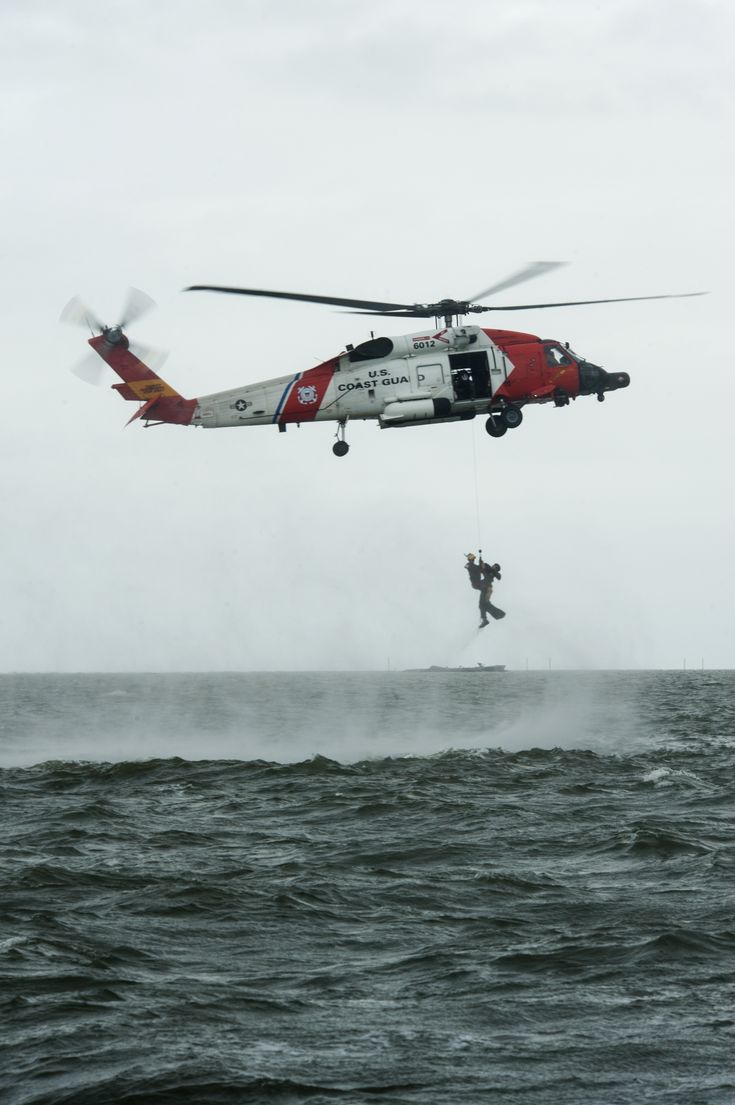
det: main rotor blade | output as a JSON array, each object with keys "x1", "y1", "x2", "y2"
[
  {"x1": 468, "y1": 262, "x2": 566, "y2": 303},
  {"x1": 346, "y1": 309, "x2": 437, "y2": 318},
  {"x1": 185, "y1": 284, "x2": 417, "y2": 313},
  {"x1": 59, "y1": 296, "x2": 103, "y2": 332},
  {"x1": 476, "y1": 291, "x2": 708, "y2": 312},
  {"x1": 120, "y1": 287, "x2": 156, "y2": 329}
]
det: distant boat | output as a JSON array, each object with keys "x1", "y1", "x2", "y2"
[{"x1": 407, "y1": 663, "x2": 506, "y2": 672}]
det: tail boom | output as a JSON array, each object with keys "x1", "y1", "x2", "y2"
[{"x1": 90, "y1": 333, "x2": 196, "y2": 426}]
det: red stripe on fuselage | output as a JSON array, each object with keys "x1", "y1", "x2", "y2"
[{"x1": 279, "y1": 359, "x2": 338, "y2": 423}]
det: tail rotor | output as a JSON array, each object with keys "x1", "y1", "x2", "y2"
[
  {"x1": 60, "y1": 287, "x2": 166, "y2": 385},
  {"x1": 118, "y1": 287, "x2": 156, "y2": 330},
  {"x1": 59, "y1": 296, "x2": 104, "y2": 335}
]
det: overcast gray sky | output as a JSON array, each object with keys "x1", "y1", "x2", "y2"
[{"x1": 2, "y1": 0, "x2": 733, "y2": 672}]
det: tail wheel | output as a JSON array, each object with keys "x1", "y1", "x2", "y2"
[
  {"x1": 485, "y1": 415, "x2": 507, "y2": 438},
  {"x1": 501, "y1": 404, "x2": 523, "y2": 429}
]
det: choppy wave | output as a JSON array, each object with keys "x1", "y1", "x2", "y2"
[{"x1": 2, "y1": 672, "x2": 735, "y2": 1104}]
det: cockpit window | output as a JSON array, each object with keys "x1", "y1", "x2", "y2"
[{"x1": 544, "y1": 343, "x2": 575, "y2": 368}]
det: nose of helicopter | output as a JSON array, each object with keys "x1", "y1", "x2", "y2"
[
  {"x1": 578, "y1": 361, "x2": 630, "y2": 395},
  {"x1": 604, "y1": 370, "x2": 630, "y2": 391}
]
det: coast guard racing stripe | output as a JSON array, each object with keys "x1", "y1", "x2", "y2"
[
  {"x1": 278, "y1": 360, "x2": 337, "y2": 424},
  {"x1": 272, "y1": 373, "x2": 302, "y2": 423}
]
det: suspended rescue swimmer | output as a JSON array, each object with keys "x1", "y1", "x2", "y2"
[{"x1": 465, "y1": 553, "x2": 505, "y2": 628}]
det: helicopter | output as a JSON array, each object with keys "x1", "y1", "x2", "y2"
[{"x1": 61, "y1": 263, "x2": 704, "y2": 457}]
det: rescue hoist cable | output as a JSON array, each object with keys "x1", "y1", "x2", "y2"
[{"x1": 470, "y1": 418, "x2": 482, "y2": 556}]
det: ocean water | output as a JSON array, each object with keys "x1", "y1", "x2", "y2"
[{"x1": 1, "y1": 671, "x2": 734, "y2": 1105}]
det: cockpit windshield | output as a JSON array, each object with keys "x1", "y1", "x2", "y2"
[{"x1": 543, "y1": 343, "x2": 577, "y2": 368}]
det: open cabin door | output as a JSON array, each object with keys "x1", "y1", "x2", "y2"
[{"x1": 450, "y1": 350, "x2": 491, "y2": 401}]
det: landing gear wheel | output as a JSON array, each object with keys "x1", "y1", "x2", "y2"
[
  {"x1": 501, "y1": 404, "x2": 523, "y2": 429},
  {"x1": 333, "y1": 418, "x2": 349, "y2": 456},
  {"x1": 485, "y1": 415, "x2": 507, "y2": 438}
]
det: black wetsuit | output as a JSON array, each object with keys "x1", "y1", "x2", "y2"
[{"x1": 479, "y1": 563, "x2": 502, "y2": 624}]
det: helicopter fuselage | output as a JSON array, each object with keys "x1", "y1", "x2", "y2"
[
  {"x1": 189, "y1": 325, "x2": 629, "y2": 432},
  {"x1": 88, "y1": 322, "x2": 629, "y2": 453}
]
